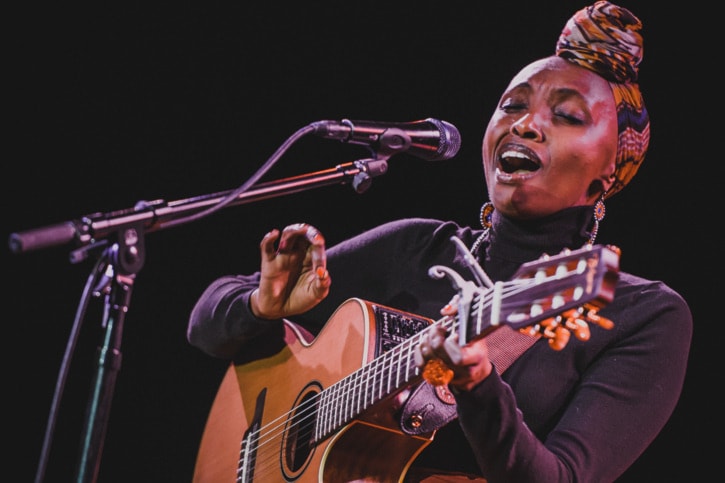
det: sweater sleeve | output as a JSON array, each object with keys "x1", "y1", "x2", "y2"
[
  {"x1": 187, "y1": 218, "x2": 469, "y2": 360},
  {"x1": 186, "y1": 273, "x2": 281, "y2": 359},
  {"x1": 454, "y1": 279, "x2": 692, "y2": 482}
]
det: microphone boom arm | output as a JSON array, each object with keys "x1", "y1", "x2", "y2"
[{"x1": 8, "y1": 157, "x2": 389, "y2": 256}]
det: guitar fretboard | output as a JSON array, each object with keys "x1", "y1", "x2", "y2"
[{"x1": 315, "y1": 305, "x2": 434, "y2": 440}]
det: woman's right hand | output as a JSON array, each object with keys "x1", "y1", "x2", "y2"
[{"x1": 250, "y1": 223, "x2": 331, "y2": 320}]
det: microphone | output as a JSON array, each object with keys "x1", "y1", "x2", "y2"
[{"x1": 311, "y1": 118, "x2": 461, "y2": 161}]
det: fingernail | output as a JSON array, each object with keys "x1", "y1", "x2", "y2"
[{"x1": 316, "y1": 267, "x2": 327, "y2": 279}]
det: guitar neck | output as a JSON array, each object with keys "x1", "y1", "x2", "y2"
[
  {"x1": 313, "y1": 244, "x2": 620, "y2": 441},
  {"x1": 314, "y1": 303, "x2": 437, "y2": 441}
]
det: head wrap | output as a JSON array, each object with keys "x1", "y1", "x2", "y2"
[{"x1": 555, "y1": 1, "x2": 650, "y2": 198}]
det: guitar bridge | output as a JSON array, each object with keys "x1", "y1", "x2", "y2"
[{"x1": 237, "y1": 388, "x2": 266, "y2": 483}]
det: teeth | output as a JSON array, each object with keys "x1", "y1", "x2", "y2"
[
  {"x1": 498, "y1": 148, "x2": 539, "y2": 175},
  {"x1": 501, "y1": 150, "x2": 530, "y2": 161}
]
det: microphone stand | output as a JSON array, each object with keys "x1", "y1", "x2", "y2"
[
  {"x1": 12, "y1": 154, "x2": 390, "y2": 483},
  {"x1": 74, "y1": 240, "x2": 140, "y2": 483}
]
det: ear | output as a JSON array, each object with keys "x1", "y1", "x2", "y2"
[
  {"x1": 596, "y1": 160, "x2": 617, "y2": 195},
  {"x1": 587, "y1": 165, "x2": 616, "y2": 201}
]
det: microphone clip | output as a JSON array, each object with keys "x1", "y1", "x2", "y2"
[{"x1": 352, "y1": 158, "x2": 389, "y2": 193}]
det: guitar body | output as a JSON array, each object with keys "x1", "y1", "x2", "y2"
[
  {"x1": 192, "y1": 244, "x2": 621, "y2": 483},
  {"x1": 193, "y1": 298, "x2": 433, "y2": 483}
]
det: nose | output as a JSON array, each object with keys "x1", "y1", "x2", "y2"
[{"x1": 511, "y1": 114, "x2": 544, "y2": 141}]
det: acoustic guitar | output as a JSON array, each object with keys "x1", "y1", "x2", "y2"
[{"x1": 193, "y1": 244, "x2": 620, "y2": 482}]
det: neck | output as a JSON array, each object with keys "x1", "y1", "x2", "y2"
[{"x1": 480, "y1": 205, "x2": 596, "y2": 281}]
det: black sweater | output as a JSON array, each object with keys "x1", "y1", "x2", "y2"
[{"x1": 187, "y1": 206, "x2": 692, "y2": 482}]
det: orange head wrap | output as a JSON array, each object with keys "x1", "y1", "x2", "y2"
[{"x1": 555, "y1": 1, "x2": 650, "y2": 198}]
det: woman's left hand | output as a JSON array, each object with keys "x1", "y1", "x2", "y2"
[{"x1": 414, "y1": 299, "x2": 494, "y2": 392}]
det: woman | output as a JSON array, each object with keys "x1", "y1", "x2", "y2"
[{"x1": 187, "y1": 2, "x2": 692, "y2": 481}]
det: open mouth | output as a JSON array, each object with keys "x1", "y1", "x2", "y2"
[{"x1": 499, "y1": 148, "x2": 540, "y2": 174}]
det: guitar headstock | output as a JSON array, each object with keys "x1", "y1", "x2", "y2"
[
  {"x1": 429, "y1": 242, "x2": 620, "y2": 354},
  {"x1": 489, "y1": 244, "x2": 620, "y2": 350},
  {"x1": 422, "y1": 244, "x2": 621, "y2": 386}
]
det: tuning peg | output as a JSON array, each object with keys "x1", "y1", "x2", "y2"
[
  {"x1": 561, "y1": 309, "x2": 591, "y2": 341},
  {"x1": 547, "y1": 324, "x2": 570, "y2": 351},
  {"x1": 538, "y1": 317, "x2": 557, "y2": 338},
  {"x1": 581, "y1": 304, "x2": 614, "y2": 330},
  {"x1": 606, "y1": 244, "x2": 622, "y2": 257},
  {"x1": 519, "y1": 325, "x2": 540, "y2": 338},
  {"x1": 536, "y1": 317, "x2": 571, "y2": 351},
  {"x1": 522, "y1": 307, "x2": 600, "y2": 351}
]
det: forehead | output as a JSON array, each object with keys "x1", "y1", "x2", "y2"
[{"x1": 507, "y1": 57, "x2": 613, "y2": 101}]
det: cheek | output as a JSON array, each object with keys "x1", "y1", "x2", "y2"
[
  {"x1": 556, "y1": 123, "x2": 617, "y2": 178},
  {"x1": 481, "y1": 114, "x2": 508, "y2": 162},
  {"x1": 546, "y1": 143, "x2": 609, "y2": 201},
  {"x1": 590, "y1": 102, "x2": 619, "y2": 168},
  {"x1": 599, "y1": 131, "x2": 618, "y2": 172},
  {"x1": 552, "y1": 150, "x2": 599, "y2": 183},
  {"x1": 586, "y1": 127, "x2": 618, "y2": 179}
]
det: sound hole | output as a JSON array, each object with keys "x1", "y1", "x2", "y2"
[{"x1": 282, "y1": 382, "x2": 320, "y2": 479}]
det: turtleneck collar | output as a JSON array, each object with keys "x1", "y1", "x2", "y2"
[{"x1": 480, "y1": 205, "x2": 596, "y2": 281}]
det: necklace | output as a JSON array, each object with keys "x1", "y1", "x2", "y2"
[{"x1": 470, "y1": 230, "x2": 488, "y2": 257}]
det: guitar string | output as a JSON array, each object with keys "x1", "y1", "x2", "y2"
[
  {"x1": 239, "y1": 281, "x2": 542, "y2": 478},
  {"x1": 238, "y1": 260, "x2": 588, "y2": 478},
  {"x1": 236, "y1": 303, "x2": 472, "y2": 478},
  {"x1": 237, "y1": 288, "x2": 505, "y2": 477},
  {"x1": 314, "y1": 275, "x2": 550, "y2": 436}
]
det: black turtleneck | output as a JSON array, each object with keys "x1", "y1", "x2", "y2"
[
  {"x1": 187, "y1": 211, "x2": 691, "y2": 482},
  {"x1": 479, "y1": 205, "x2": 596, "y2": 282}
]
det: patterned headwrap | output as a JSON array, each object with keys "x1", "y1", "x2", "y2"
[{"x1": 555, "y1": 1, "x2": 650, "y2": 198}]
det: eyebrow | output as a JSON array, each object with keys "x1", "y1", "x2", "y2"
[
  {"x1": 552, "y1": 87, "x2": 585, "y2": 98},
  {"x1": 505, "y1": 83, "x2": 587, "y2": 102}
]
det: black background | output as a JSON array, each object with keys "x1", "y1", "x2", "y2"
[{"x1": 6, "y1": 1, "x2": 713, "y2": 482}]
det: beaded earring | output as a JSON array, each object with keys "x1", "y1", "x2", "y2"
[
  {"x1": 588, "y1": 192, "x2": 607, "y2": 246},
  {"x1": 471, "y1": 201, "x2": 494, "y2": 256},
  {"x1": 480, "y1": 201, "x2": 494, "y2": 230}
]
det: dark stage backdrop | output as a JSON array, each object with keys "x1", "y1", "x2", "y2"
[{"x1": 6, "y1": 2, "x2": 710, "y2": 482}]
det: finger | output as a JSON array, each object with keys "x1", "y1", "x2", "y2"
[
  {"x1": 313, "y1": 263, "x2": 331, "y2": 297},
  {"x1": 304, "y1": 224, "x2": 324, "y2": 245},
  {"x1": 305, "y1": 226, "x2": 327, "y2": 278},
  {"x1": 428, "y1": 328, "x2": 463, "y2": 366},
  {"x1": 443, "y1": 334, "x2": 463, "y2": 365},
  {"x1": 416, "y1": 333, "x2": 432, "y2": 359},
  {"x1": 260, "y1": 229, "x2": 280, "y2": 260},
  {"x1": 440, "y1": 294, "x2": 460, "y2": 316},
  {"x1": 429, "y1": 329, "x2": 448, "y2": 360},
  {"x1": 283, "y1": 223, "x2": 328, "y2": 278},
  {"x1": 278, "y1": 223, "x2": 309, "y2": 252},
  {"x1": 413, "y1": 346, "x2": 425, "y2": 367},
  {"x1": 283, "y1": 222, "x2": 308, "y2": 232}
]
